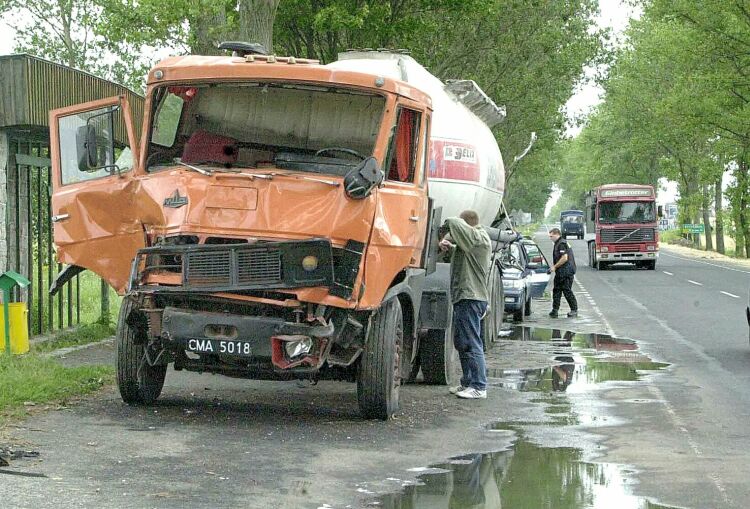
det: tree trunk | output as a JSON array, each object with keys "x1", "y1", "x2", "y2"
[
  {"x1": 739, "y1": 160, "x2": 750, "y2": 258},
  {"x1": 191, "y1": 5, "x2": 230, "y2": 55},
  {"x1": 701, "y1": 184, "x2": 713, "y2": 251},
  {"x1": 715, "y1": 174, "x2": 725, "y2": 254},
  {"x1": 238, "y1": 0, "x2": 281, "y2": 53},
  {"x1": 100, "y1": 279, "x2": 110, "y2": 324}
]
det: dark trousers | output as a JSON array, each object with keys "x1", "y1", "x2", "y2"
[
  {"x1": 453, "y1": 299, "x2": 488, "y2": 390},
  {"x1": 552, "y1": 274, "x2": 578, "y2": 312}
]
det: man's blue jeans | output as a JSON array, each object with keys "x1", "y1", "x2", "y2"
[{"x1": 452, "y1": 299, "x2": 488, "y2": 391}]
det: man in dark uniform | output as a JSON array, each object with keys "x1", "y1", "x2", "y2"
[{"x1": 547, "y1": 227, "x2": 578, "y2": 318}]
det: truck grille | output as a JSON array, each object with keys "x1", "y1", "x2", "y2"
[
  {"x1": 600, "y1": 228, "x2": 655, "y2": 243},
  {"x1": 133, "y1": 239, "x2": 338, "y2": 293},
  {"x1": 185, "y1": 248, "x2": 281, "y2": 287}
]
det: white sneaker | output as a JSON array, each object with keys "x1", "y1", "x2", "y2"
[
  {"x1": 449, "y1": 385, "x2": 466, "y2": 394},
  {"x1": 456, "y1": 388, "x2": 487, "y2": 399}
]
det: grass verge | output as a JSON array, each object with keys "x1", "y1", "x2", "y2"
[
  {"x1": 31, "y1": 322, "x2": 116, "y2": 353},
  {"x1": 0, "y1": 353, "x2": 113, "y2": 423}
]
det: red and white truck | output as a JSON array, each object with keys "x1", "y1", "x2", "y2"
[{"x1": 585, "y1": 184, "x2": 659, "y2": 270}]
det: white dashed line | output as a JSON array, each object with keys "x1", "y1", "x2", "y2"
[
  {"x1": 687, "y1": 280, "x2": 703, "y2": 286},
  {"x1": 720, "y1": 291, "x2": 740, "y2": 299},
  {"x1": 663, "y1": 271, "x2": 673, "y2": 276}
]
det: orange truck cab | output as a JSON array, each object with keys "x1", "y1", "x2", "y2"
[{"x1": 49, "y1": 44, "x2": 508, "y2": 419}]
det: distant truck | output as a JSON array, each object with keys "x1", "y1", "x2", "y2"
[
  {"x1": 48, "y1": 45, "x2": 509, "y2": 420},
  {"x1": 584, "y1": 184, "x2": 659, "y2": 270},
  {"x1": 560, "y1": 210, "x2": 584, "y2": 239}
]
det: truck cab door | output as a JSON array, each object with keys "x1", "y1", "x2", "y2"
[
  {"x1": 50, "y1": 96, "x2": 145, "y2": 294},
  {"x1": 376, "y1": 106, "x2": 430, "y2": 265}
]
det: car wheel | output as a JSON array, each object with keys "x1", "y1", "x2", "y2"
[
  {"x1": 513, "y1": 294, "x2": 525, "y2": 322},
  {"x1": 117, "y1": 298, "x2": 167, "y2": 405},
  {"x1": 524, "y1": 293, "x2": 532, "y2": 316},
  {"x1": 358, "y1": 298, "x2": 402, "y2": 420}
]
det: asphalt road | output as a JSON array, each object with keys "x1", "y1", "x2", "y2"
[{"x1": 535, "y1": 231, "x2": 750, "y2": 509}]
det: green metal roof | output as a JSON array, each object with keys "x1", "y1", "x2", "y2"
[{"x1": 0, "y1": 54, "x2": 144, "y2": 138}]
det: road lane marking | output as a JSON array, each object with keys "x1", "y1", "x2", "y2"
[
  {"x1": 687, "y1": 280, "x2": 703, "y2": 286},
  {"x1": 720, "y1": 291, "x2": 740, "y2": 298},
  {"x1": 660, "y1": 251, "x2": 750, "y2": 274},
  {"x1": 663, "y1": 271, "x2": 673, "y2": 276}
]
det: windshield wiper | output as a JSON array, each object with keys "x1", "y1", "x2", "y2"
[{"x1": 176, "y1": 161, "x2": 212, "y2": 176}]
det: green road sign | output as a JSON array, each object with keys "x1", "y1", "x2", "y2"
[{"x1": 682, "y1": 224, "x2": 705, "y2": 234}]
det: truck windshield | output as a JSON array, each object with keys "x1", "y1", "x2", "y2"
[
  {"x1": 561, "y1": 215, "x2": 583, "y2": 224},
  {"x1": 599, "y1": 201, "x2": 655, "y2": 223},
  {"x1": 146, "y1": 83, "x2": 385, "y2": 176}
]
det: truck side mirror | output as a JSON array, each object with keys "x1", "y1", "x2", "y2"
[
  {"x1": 658, "y1": 205, "x2": 663, "y2": 219},
  {"x1": 76, "y1": 124, "x2": 99, "y2": 171},
  {"x1": 344, "y1": 157, "x2": 383, "y2": 200}
]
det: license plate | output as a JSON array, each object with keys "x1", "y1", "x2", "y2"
[{"x1": 186, "y1": 339, "x2": 252, "y2": 357}]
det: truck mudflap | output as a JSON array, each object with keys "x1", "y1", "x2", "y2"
[{"x1": 160, "y1": 307, "x2": 334, "y2": 363}]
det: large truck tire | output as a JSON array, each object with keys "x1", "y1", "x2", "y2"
[
  {"x1": 482, "y1": 264, "x2": 503, "y2": 348},
  {"x1": 647, "y1": 260, "x2": 656, "y2": 270},
  {"x1": 420, "y1": 301, "x2": 457, "y2": 385},
  {"x1": 589, "y1": 243, "x2": 599, "y2": 270},
  {"x1": 358, "y1": 298, "x2": 403, "y2": 420},
  {"x1": 117, "y1": 299, "x2": 166, "y2": 405}
]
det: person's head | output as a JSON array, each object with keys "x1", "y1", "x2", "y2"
[
  {"x1": 548, "y1": 227, "x2": 561, "y2": 241},
  {"x1": 460, "y1": 210, "x2": 480, "y2": 227}
]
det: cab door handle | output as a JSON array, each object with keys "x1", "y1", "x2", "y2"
[
  {"x1": 52, "y1": 213, "x2": 70, "y2": 223},
  {"x1": 409, "y1": 216, "x2": 419, "y2": 222}
]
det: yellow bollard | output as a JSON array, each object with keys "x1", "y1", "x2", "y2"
[{"x1": 0, "y1": 303, "x2": 29, "y2": 354}]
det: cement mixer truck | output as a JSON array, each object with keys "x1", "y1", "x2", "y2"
[{"x1": 48, "y1": 44, "x2": 508, "y2": 420}]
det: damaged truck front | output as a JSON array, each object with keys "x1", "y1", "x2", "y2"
[{"x1": 49, "y1": 51, "x2": 442, "y2": 419}]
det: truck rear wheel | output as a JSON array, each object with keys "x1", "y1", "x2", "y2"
[
  {"x1": 358, "y1": 298, "x2": 403, "y2": 420},
  {"x1": 117, "y1": 299, "x2": 166, "y2": 405},
  {"x1": 420, "y1": 301, "x2": 457, "y2": 385},
  {"x1": 482, "y1": 264, "x2": 503, "y2": 348}
]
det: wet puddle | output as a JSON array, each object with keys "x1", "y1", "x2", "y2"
[
  {"x1": 368, "y1": 327, "x2": 676, "y2": 509},
  {"x1": 487, "y1": 326, "x2": 668, "y2": 393},
  {"x1": 373, "y1": 435, "x2": 677, "y2": 508}
]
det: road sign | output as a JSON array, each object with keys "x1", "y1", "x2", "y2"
[{"x1": 682, "y1": 224, "x2": 705, "y2": 234}]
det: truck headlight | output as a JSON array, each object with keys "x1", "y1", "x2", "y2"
[
  {"x1": 600, "y1": 246, "x2": 609, "y2": 252},
  {"x1": 302, "y1": 255, "x2": 319, "y2": 272},
  {"x1": 647, "y1": 245, "x2": 655, "y2": 251}
]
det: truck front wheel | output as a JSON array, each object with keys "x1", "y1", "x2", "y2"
[
  {"x1": 358, "y1": 298, "x2": 403, "y2": 420},
  {"x1": 116, "y1": 299, "x2": 167, "y2": 405}
]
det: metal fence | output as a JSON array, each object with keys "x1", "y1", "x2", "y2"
[{"x1": 8, "y1": 139, "x2": 81, "y2": 335}]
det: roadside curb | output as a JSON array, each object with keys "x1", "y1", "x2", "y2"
[{"x1": 41, "y1": 337, "x2": 115, "y2": 359}]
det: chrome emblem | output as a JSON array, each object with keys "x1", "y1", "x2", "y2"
[{"x1": 164, "y1": 190, "x2": 188, "y2": 208}]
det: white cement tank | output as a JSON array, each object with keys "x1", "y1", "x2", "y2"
[{"x1": 327, "y1": 51, "x2": 505, "y2": 227}]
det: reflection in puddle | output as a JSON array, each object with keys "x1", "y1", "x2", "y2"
[
  {"x1": 375, "y1": 435, "x2": 676, "y2": 509},
  {"x1": 487, "y1": 326, "x2": 668, "y2": 393}
]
